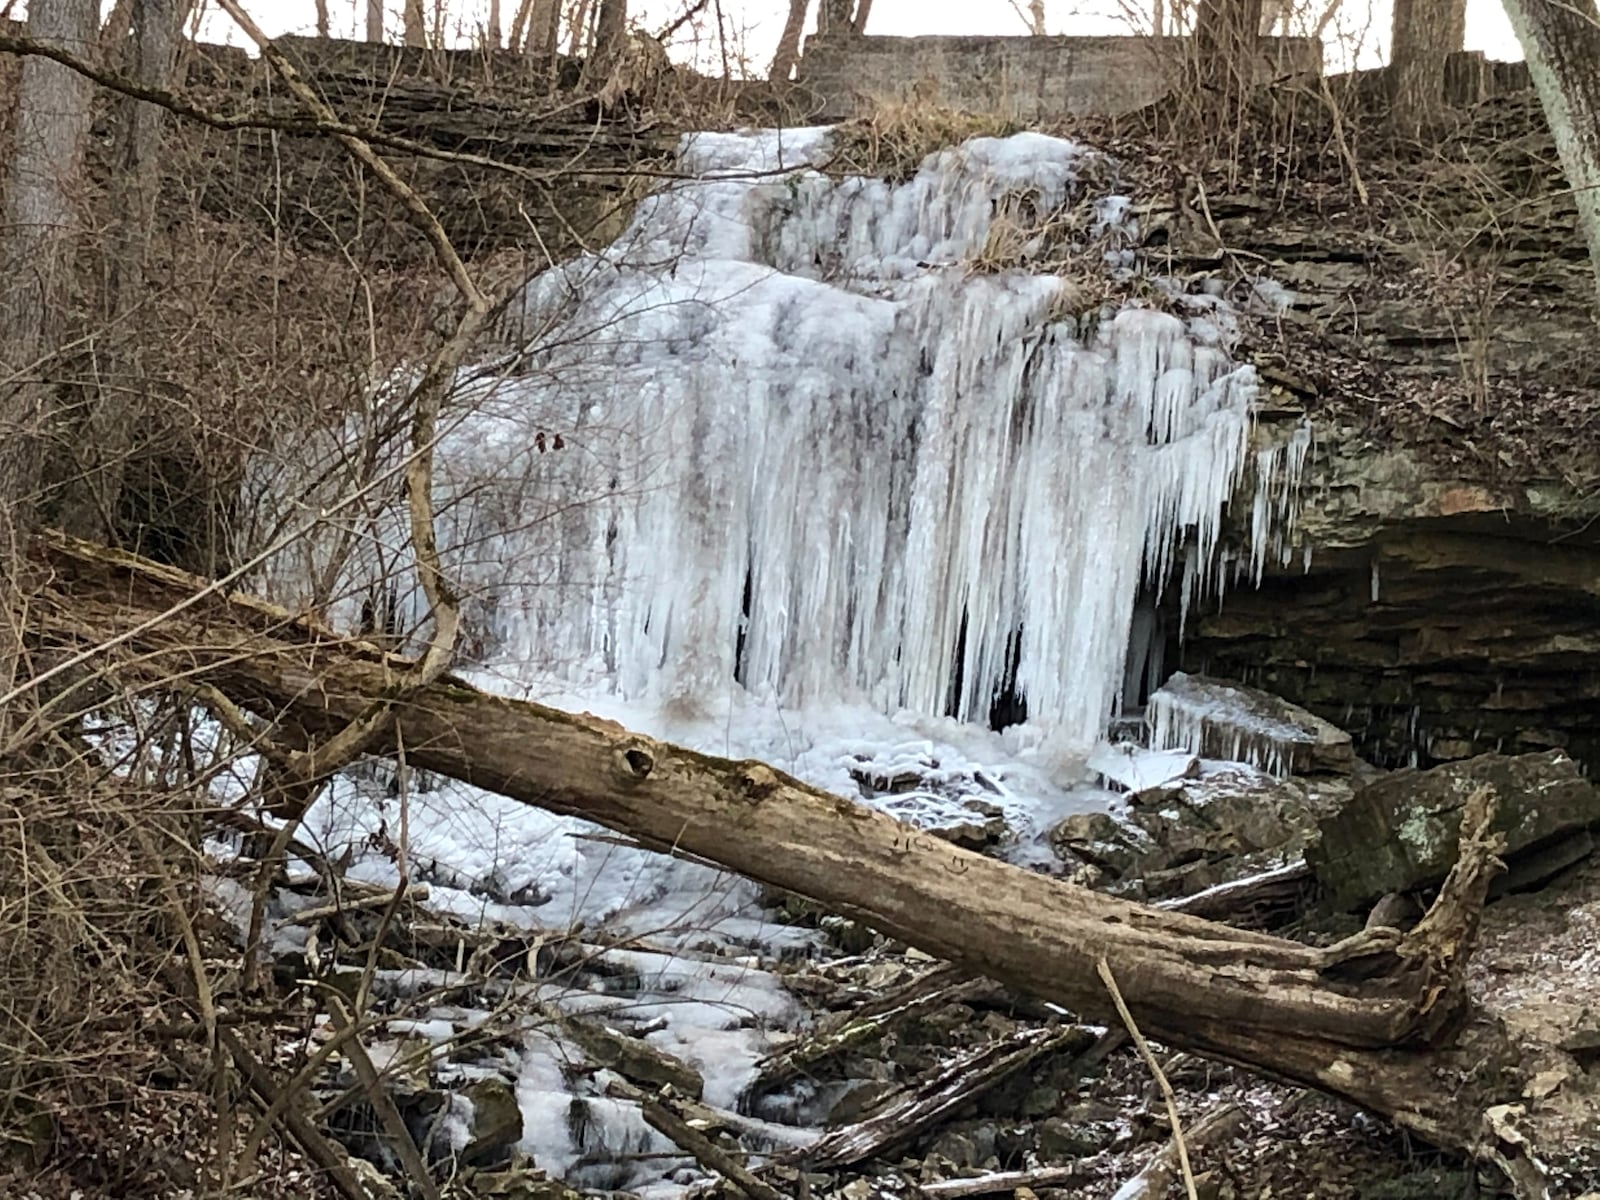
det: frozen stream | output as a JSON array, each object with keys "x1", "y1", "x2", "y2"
[{"x1": 232, "y1": 124, "x2": 1311, "y2": 1192}]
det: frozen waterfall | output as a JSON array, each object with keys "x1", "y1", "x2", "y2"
[{"x1": 271, "y1": 127, "x2": 1277, "y2": 758}]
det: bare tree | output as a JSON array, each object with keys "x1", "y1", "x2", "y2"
[
  {"x1": 568, "y1": 0, "x2": 594, "y2": 54},
  {"x1": 768, "y1": 0, "x2": 810, "y2": 79},
  {"x1": 1193, "y1": 0, "x2": 1264, "y2": 125},
  {"x1": 313, "y1": 0, "x2": 330, "y2": 37},
  {"x1": 1501, "y1": 0, "x2": 1600, "y2": 307},
  {"x1": 1389, "y1": 0, "x2": 1467, "y2": 132},
  {"x1": 0, "y1": 0, "x2": 99, "y2": 734},
  {"x1": 1007, "y1": 0, "x2": 1047, "y2": 35},
  {"x1": 592, "y1": 0, "x2": 626, "y2": 67},
  {"x1": 404, "y1": 0, "x2": 427, "y2": 46},
  {"x1": 523, "y1": 0, "x2": 560, "y2": 54},
  {"x1": 366, "y1": 0, "x2": 383, "y2": 42},
  {"x1": 57, "y1": 0, "x2": 182, "y2": 542}
]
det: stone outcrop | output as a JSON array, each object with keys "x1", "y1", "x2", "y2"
[
  {"x1": 1188, "y1": 423, "x2": 1600, "y2": 770},
  {"x1": 1308, "y1": 750, "x2": 1600, "y2": 911}
]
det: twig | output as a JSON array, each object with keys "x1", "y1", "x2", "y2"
[
  {"x1": 792, "y1": 1024, "x2": 1097, "y2": 1170},
  {"x1": 1097, "y1": 956, "x2": 1198, "y2": 1200},
  {"x1": 327, "y1": 993, "x2": 444, "y2": 1200},
  {"x1": 1108, "y1": 1102, "x2": 1244, "y2": 1200},
  {"x1": 210, "y1": 0, "x2": 479, "y2": 812},
  {"x1": 286, "y1": 885, "x2": 430, "y2": 925},
  {"x1": 221, "y1": 1028, "x2": 378, "y2": 1200},
  {"x1": 608, "y1": 1078, "x2": 789, "y2": 1200},
  {"x1": 920, "y1": 1167, "x2": 1092, "y2": 1198}
]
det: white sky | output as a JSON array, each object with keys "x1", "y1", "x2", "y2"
[{"x1": 183, "y1": 0, "x2": 1524, "y2": 73}]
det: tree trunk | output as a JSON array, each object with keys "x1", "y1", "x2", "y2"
[
  {"x1": 851, "y1": 0, "x2": 873, "y2": 34},
  {"x1": 1501, "y1": 0, "x2": 1600, "y2": 311},
  {"x1": 591, "y1": 0, "x2": 626, "y2": 68},
  {"x1": 768, "y1": 0, "x2": 809, "y2": 80},
  {"x1": 485, "y1": 0, "x2": 501, "y2": 48},
  {"x1": 365, "y1": 0, "x2": 382, "y2": 43},
  {"x1": 522, "y1": 0, "x2": 559, "y2": 55},
  {"x1": 0, "y1": 0, "x2": 98, "y2": 738},
  {"x1": 56, "y1": 0, "x2": 179, "y2": 545},
  {"x1": 1389, "y1": 0, "x2": 1467, "y2": 134},
  {"x1": 567, "y1": 0, "x2": 593, "y2": 55},
  {"x1": 26, "y1": 530, "x2": 1587, "y2": 1193},
  {"x1": 403, "y1": 0, "x2": 426, "y2": 46},
  {"x1": 313, "y1": 0, "x2": 330, "y2": 37},
  {"x1": 818, "y1": 0, "x2": 852, "y2": 35},
  {"x1": 1193, "y1": 0, "x2": 1264, "y2": 126}
]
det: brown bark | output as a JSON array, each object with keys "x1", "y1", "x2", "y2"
[
  {"x1": 567, "y1": 0, "x2": 593, "y2": 55},
  {"x1": 767, "y1": 0, "x2": 808, "y2": 80},
  {"x1": 23, "y1": 531, "x2": 1562, "y2": 1182},
  {"x1": 850, "y1": 0, "x2": 873, "y2": 34},
  {"x1": 1501, "y1": 0, "x2": 1600, "y2": 312},
  {"x1": 485, "y1": 0, "x2": 501, "y2": 48},
  {"x1": 0, "y1": 0, "x2": 98, "y2": 739},
  {"x1": 1389, "y1": 0, "x2": 1467, "y2": 133},
  {"x1": 403, "y1": 0, "x2": 426, "y2": 46},
  {"x1": 523, "y1": 0, "x2": 560, "y2": 55},
  {"x1": 57, "y1": 0, "x2": 180, "y2": 544},
  {"x1": 365, "y1": 0, "x2": 382, "y2": 43},
  {"x1": 591, "y1": 0, "x2": 626, "y2": 68},
  {"x1": 313, "y1": 0, "x2": 330, "y2": 37},
  {"x1": 1193, "y1": 0, "x2": 1264, "y2": 126}
]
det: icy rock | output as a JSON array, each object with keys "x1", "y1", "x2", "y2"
[
  {"x1": 1147, "y1": 671, "x2": 1355, "y2": 777},
  {"x1": 1119, "y1": 765, "x2": 1352, "y2": 902},
  {"x1": 1309, "y1": 750, "x2": 1600, "y2": 912},
  {"x1": 1046, "y1": 811, "x2": 1156, "y2": 880},
  {"x1": 1087, "y1": 742, "x2": 1198, "y2": 792},
  {"x1": 1049, "y1": 765, "x2": 1352, "y2": 903},
  {"x1": 560, "y1": 1016, "x2": 705, "y2": 1099},
  {"x1": 462, "y1": 1078, "x2": 525, "y2": 1168}
]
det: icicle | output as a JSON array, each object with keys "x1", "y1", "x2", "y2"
[
  {"x1": 268, "y1": 128, "x2": 1301, "y2": 760},
  {"x1": 1148, "y1": 671, "x2": 1337, "y2": 778},
  {"x1": 1246, "y1": 421, "x2": 1313, "y2": 585}
]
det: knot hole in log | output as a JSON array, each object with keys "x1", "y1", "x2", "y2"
[
  {"x1": 619, "y1": 743, "x2": 655, "y2": 780},
  {"x1": 739, "y1": 763, "x2": 780, "y2": 803}
]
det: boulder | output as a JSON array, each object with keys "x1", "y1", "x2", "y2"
[
  {"x1": 1147, "y1": 672, "x2": 1356, "y2": 776},
  {"x1": 462, "y1": 1077, "x2": 525, "y2": 1169},
  {"x1": 1051, "y1": 764, "x2": 1352, "y2": 907},
  {"x1": 1308, "y1": 750, "x2": 1600, "y2": 912}
]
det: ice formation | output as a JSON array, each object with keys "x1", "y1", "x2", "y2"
[
  {"x1": 1245, "y1": 420, "x2": 1313, "y2": 584},
  {"x1": 1148, "y1": 670, "x2": 1328, "y2": 778},
  {"x1": 268, "y1": 126, "x2": 1279, "y2": 757}
]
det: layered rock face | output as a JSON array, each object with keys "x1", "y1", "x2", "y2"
[{"x1": 1184, "y1": 421, "x2": 1600, "y2": 770}]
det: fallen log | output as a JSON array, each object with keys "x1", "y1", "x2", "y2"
[{"x1": 23, "y1": 532, "x2": 1593, "y2": 1191}]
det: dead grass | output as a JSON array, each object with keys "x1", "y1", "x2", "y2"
[
  {"x1": 824, "y1": 100, "x2": 1025, "y2": 181},
  {"x1": 0, "y1": 715, "x2": 204, "y2": 1183}
]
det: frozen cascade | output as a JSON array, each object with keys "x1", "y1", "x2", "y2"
[
  {"x1": 280, "y1": 127, "x2": 1273, "y2": 756},
  {"x1": 1244, "y1": 420, "x2": 1313, "y2": 585}
]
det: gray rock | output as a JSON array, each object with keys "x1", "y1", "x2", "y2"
[
  {"x1": 1148, "y1": 672, "x2": 1356, "y2": 776},
  {"x1": 1308, "y1": 750, "x2": 1600, "y2": 912},
  {"x1": 463, "y1": 1077, "x2": 524, "y2": 1168}
]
